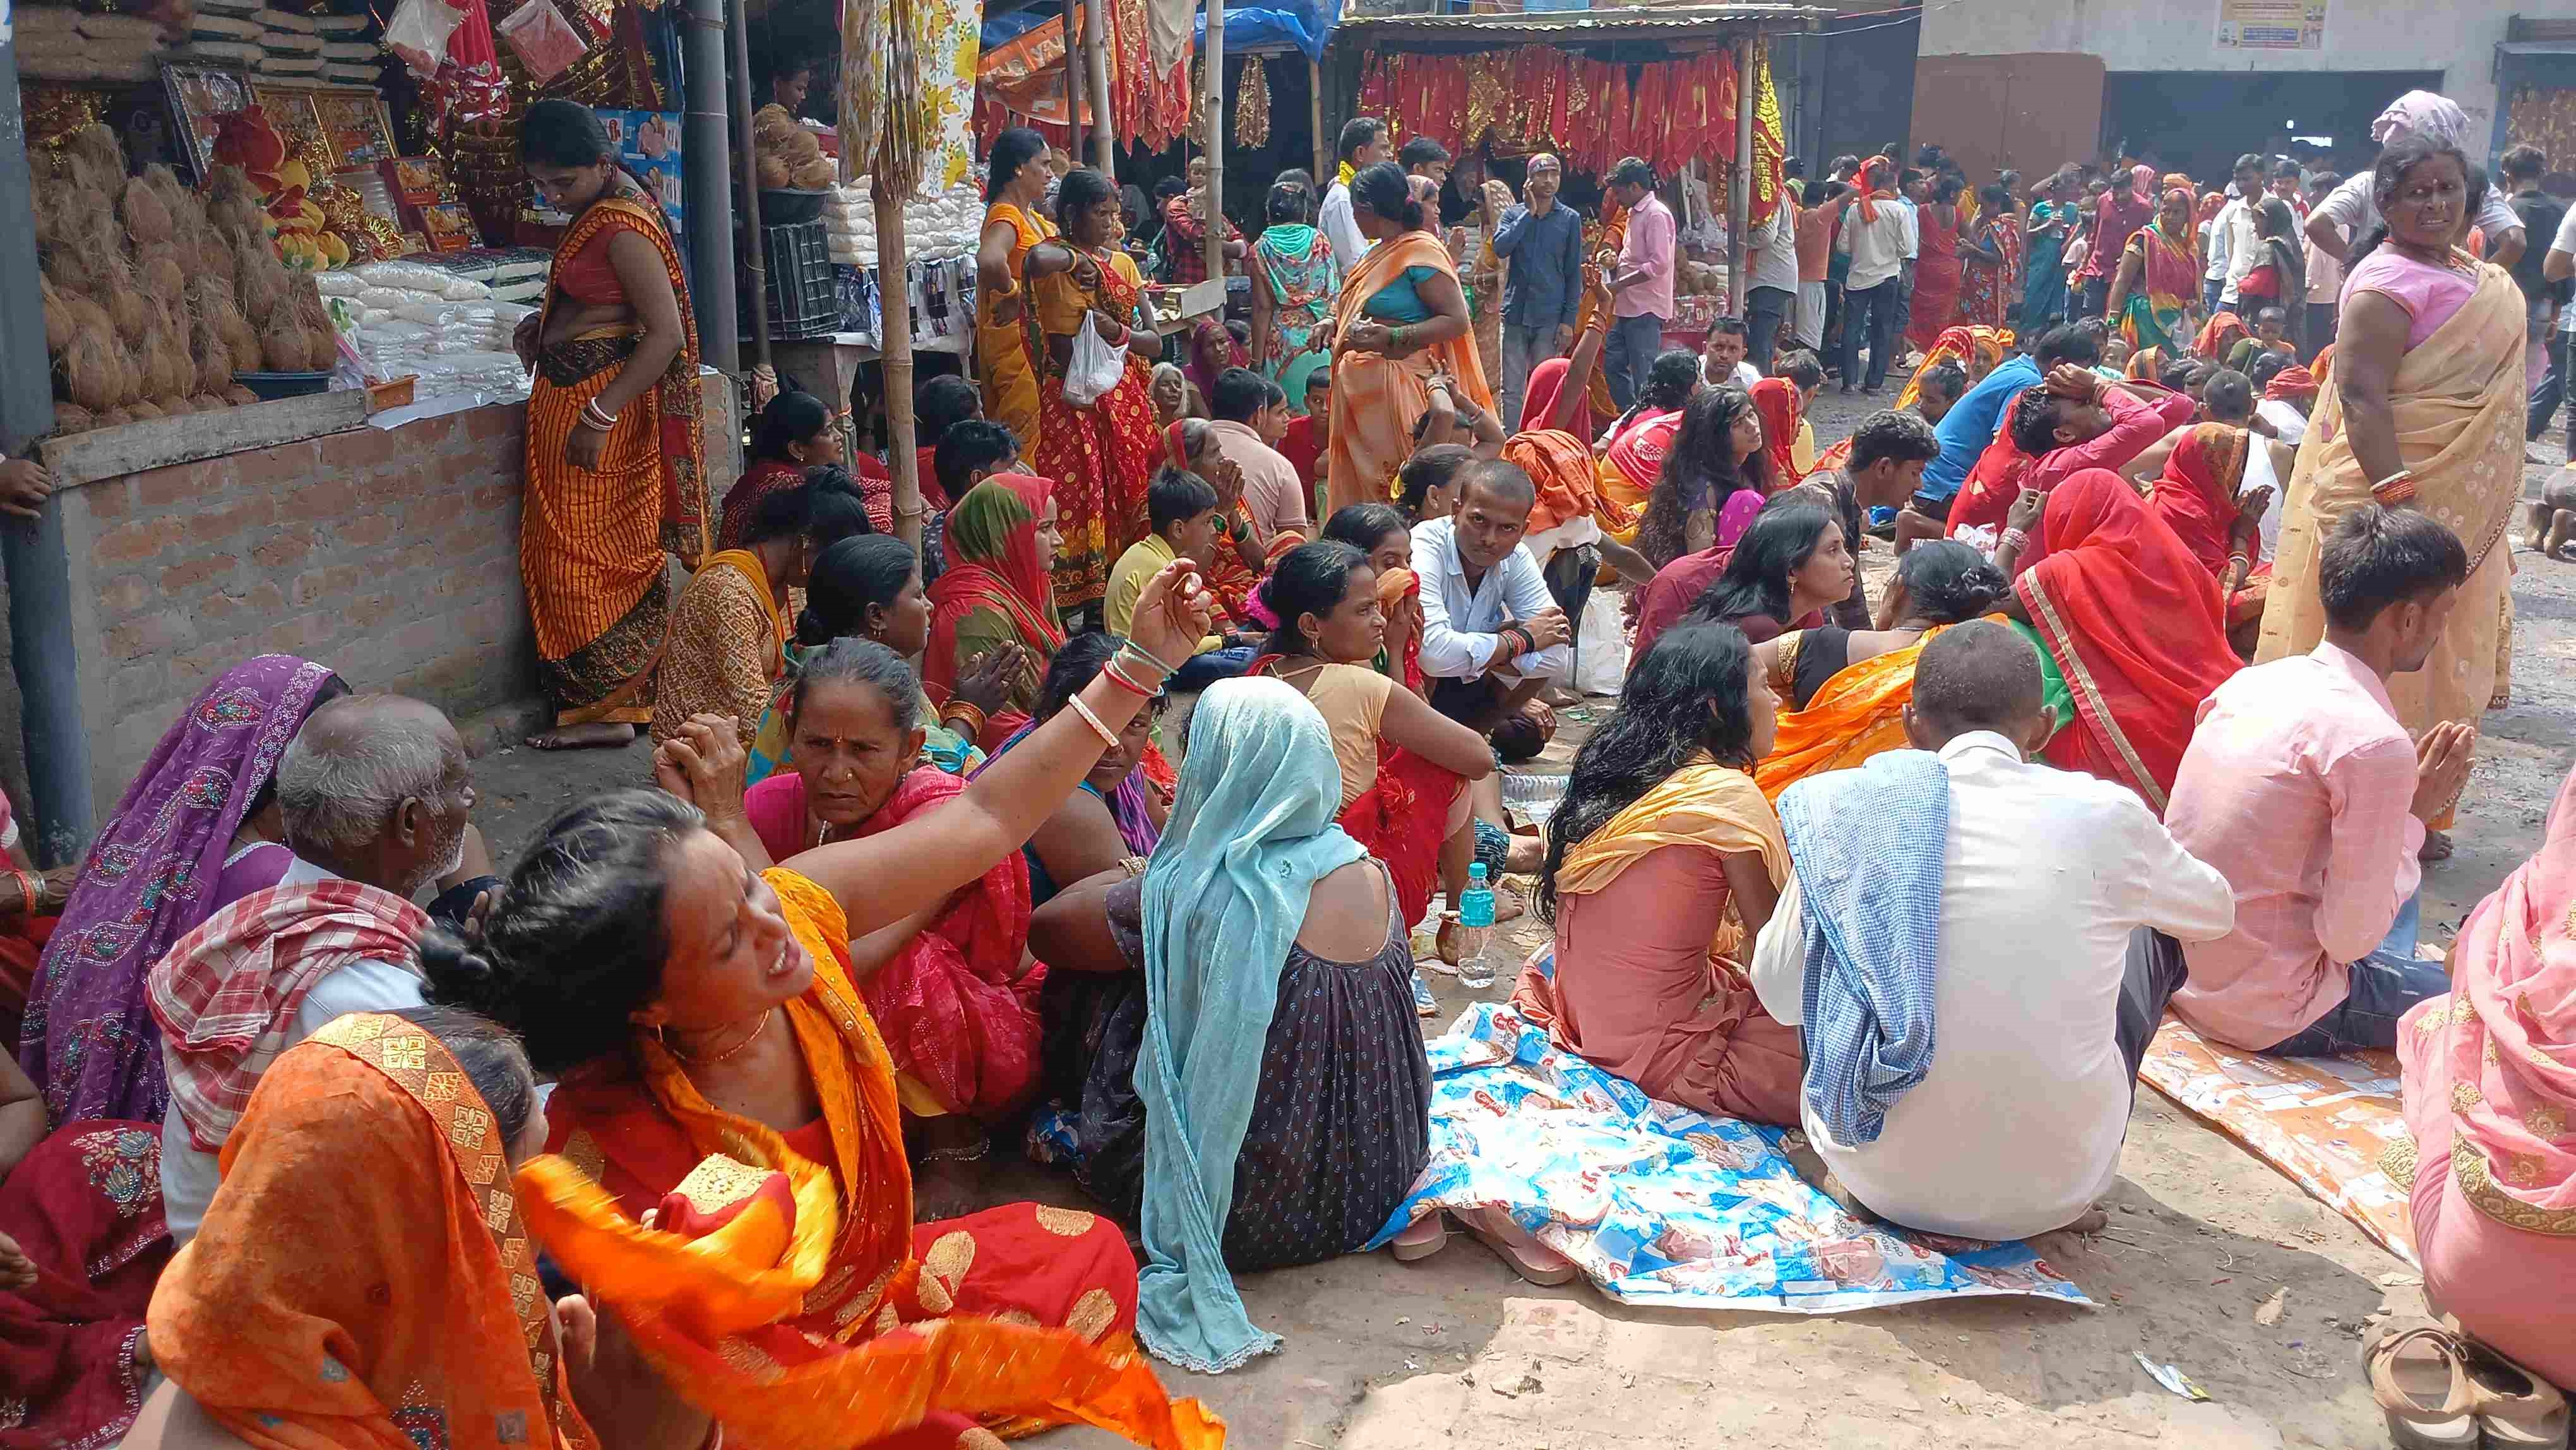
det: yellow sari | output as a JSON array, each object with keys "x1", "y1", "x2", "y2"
[
  {"x1": 2255, "y1": 258, "x2": 2523, "y2": 752},
  {"x1": 978, "y1": 201, "x2": 1056, "y2": 452},
  {"x1": 1753, "y1": 623, "x2": 1969, "y2": 803}
]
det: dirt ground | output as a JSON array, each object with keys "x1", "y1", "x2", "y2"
[{"x1": 460, "y1": 390, "x2": 2576, "y2": 1450}]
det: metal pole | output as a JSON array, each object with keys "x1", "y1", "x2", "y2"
[
  {"x1": 683, "y1": 0, "x2": 737, "y2": 372},
  {"x1": 1309, "y1": 54, "x2": 1326, "y2": 184},
  {"x1": 1063, "y1": 0, "x2": 1085, "y2": 159},
  {"x1": 1085, "y1": 0, "x2": 1115, "y2": 176},
  {"x1": 728, "y1": 0, "x2": 771, "y2": 371},
  {"x1": 1202, "y1": 0, "x2": 1225, "y2": 285},
  {"x1": 0, "y1": 45, "x2": 95, "y2": 862},
  {"x1": 876, "y1": 179, "x2": 922, "y2": 552},
  {"x1": 1727, "y1": 33, "x2": 1756, "y2": 317}
]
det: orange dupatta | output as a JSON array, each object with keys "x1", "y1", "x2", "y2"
[
  {"x1": 1751, "y1": 624, "x2": 1967, "y2": 802},
  {"x1": 1325, "y1": 231, "x2": 1493, "y2": 518},
  {"x1": 146, "y1": 1012, "x2": 595, "y2": 1450},
  {"x1": 1503, "y1": 429, "x2": 1629, "y2": 536},
  {"x1": 521, "y1": 870, "x2": 1222, "y2": 1450}
]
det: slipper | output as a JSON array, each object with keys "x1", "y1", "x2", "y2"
[
  {"x1": 2361, "y1": 1322, "x2": 2480, "y2": 1449},
  {"x1": 2458, "y1": 1333, "x2": 2570, "y2": 1449},
  {"x1": 1390, "y1": 1211, "x2": 1449, "y2": 1263},
  {"x1": 1458, "y1": 1207, "x2": 1578, "y2": 1288}
]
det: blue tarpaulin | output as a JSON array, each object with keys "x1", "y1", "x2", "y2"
[{"x1": 981, "y1": 0, "x2": 1335, "y2": 59}]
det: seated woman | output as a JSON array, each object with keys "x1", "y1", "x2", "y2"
[
  {"x1": 1754, "y1": 540, "x2": 2012, "y2": 800},
  {"x1": 0, "y1": 1049, "x2": 169, "y2": 1449},
  {"x1": 1325, "y1": 162, "x2": 1489, "y2": 518},
  {"x1": 1515, "y1": 620, "x2": 1799, "y2": 1165},
  {"x1": 748, "y1": 534, "x2": 1015, "y2": 784},
  {"x1": 1395, "y1": 443, "x2": 1475, "y2": 524},
  {"x1": 1321, "y1": 502, "x2": 1424, "y2": 688},
  {"x1": 132, "y1": 1006, "x2": 706, "y2": 1450},
  {"x1": 20, "y1": 654, "x2": 344, "y2": 1125},
  {"x1": 1635, "y1": 500, "x2": 1852, "y2": 659},
  {"x1": 1028, "y1": 678, "x2": 1432, "y2": 1369},
  {"x1": 925, "y1": 474, "x2": 1067, "y2": 748},
  {"x1": 726, "y1": 637, "x2": 1043, "y2": 1128},
  {"x1": 1996, "y1": 469, "x2": 2239, "y2": 813},
  {"x1": 1595, "y1": 350, "x2": 1703, "y2": 544},
  {"x1": 978, "y1": 633, "x2": 1164, "y2": 907},
  {"x1": 0, "y1": 792, "x2": 69, "y2": 1045},
  {"x1": 1251, "y1": 541, "x2": 1495, "y2": 928},
  {"x1": 2392, "y1": 762, "x2": 2576, "y2": 1398},
  {"x1": 720, "y1": 390, "x2": 863, "y2": 548},
  {"x1": 652, "y1": 474, "x2": 873, "y2": 745},
  {"x1": 422, "y1": 561, "x2": 1223, "y2": 1435},
  {"x1": 2145, "y1": 422, "x2": 2274, "y2": 649},
  {"x1": 1632, "y1": 383, "x2": 1774, "y2": 576},
  {"x1": 1164, "y1": 419, "x2": 1287, "y2": 624}
]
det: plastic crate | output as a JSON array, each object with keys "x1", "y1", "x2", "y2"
[{"x1": 745, "y1": 219, "x2": 837, "y2": 340}]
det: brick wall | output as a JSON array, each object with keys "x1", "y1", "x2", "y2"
[{"x1": 62, "y1": 403, "x2": 534, "y2": 813}]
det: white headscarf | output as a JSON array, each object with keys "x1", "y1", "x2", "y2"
[{"x1": 2371, "y1": 91, "x2": 2471, "y2": 150}]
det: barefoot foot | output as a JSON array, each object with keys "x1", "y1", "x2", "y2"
[{"x1": 525, "y1": 722, "x2": 640, "y2": 750}]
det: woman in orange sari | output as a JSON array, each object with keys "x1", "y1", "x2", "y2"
[
  {"x1": 1325, "y1": 162, "x2": 1491, "y2": 518},
  {"x1": 2145, "y1": 422, "x2": 2274, "y2": 635},
  {"x1": 513, "y1": 99, "x2": 708, "y2": 750},
  {"x1": 422, "y1": 557, "x2": 1223, "y2": 1448},
  {"x1": 976, "y1": 128, "x2": 1057, "y2": 453},
  {"x1": 139, "y1": 1007, "x2": 640, "y2": 1450},
  {"x1": 2000, "y1": 469, "x2": 2239, "y2": 813},
  {"x1": 1751, "y1": 540, "x2": 2008, "y2": 801},
  {"x1": 1025, "y1": 168, "x2": 1162, "y2": 616}
]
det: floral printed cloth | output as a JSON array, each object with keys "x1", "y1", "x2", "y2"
[{"x1": 1363, "y1": 1004, "x2": 2091, "y2": 1313}]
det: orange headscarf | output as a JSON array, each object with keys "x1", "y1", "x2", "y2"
[
  {"x1": 2263, "y1": 364, "x2": 2318, "y2": 403},
  {"x1": 1747, "y1": 376, "x2": 1804, "y2": 489},
  {"x1": 147, "y1": 1012, "x2": 597, "y2": 1450},
  {"x1": 2146, "y1": 422, "x2": 2250, "y2": 577},
  {"x1": 1501, "y1": 429, "x2": 1617, "y2": 536},
  {"x1": 525, "y1": 871, "x2": 1222, "y2": 1450},
  {"x1": 1853, "y1": 157, "x2": 1892, "y2": 223}
]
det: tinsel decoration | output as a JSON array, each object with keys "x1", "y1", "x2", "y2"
[{"x1": 1235, "y1": 57, "x2": 1270, "y2": 150}]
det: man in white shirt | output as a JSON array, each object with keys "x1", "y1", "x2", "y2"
[
  {"x1": 1319, "y1": 116, "x2": 1392, "y2": 273},
  {"x1": 2305, "y1": 91, "x2": 2525, "y2": 272},
  {"x1": 153, "y1": 694, "x2": 478, "y2": 1245},
  {"x1": 2534, "y1": 200, "x2": 2576, "y2": 462},
  {"x1": 1751, "y1": 623, "x2": 2235, "y2": 1241},
  {"x1": 1832, "y1": 164, "x2": 1912, "y2": 394},
  {"x1": 1701, "y1": 317, "x2": 1762, "y2": 390},
  {"x1": 2202, "y1": 154, "x2": 2265, "y2": 314},
  {"x1": 1411, "y1": 462, "x2": 1570, "y2": 735},
  {"x1": 1743, "y1": 196, "x2": 1800, "y2": 375}
]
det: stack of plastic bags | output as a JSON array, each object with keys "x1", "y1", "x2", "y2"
[
  {"x1": 822, "y1": 182, "x2": 983, "y2": 269},
  {"x1": 317, "y1": 257, "x2": 539, "y2": 402}
]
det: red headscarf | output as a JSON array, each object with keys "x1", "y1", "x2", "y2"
[
  {"x1": 922, "y1": 473, "x2": 1066, "y2": 705},
  {"x1": 1747, "y1": 376, "x2": 1803, "y2": 490},
  {"x1": 2263, "y1": 364, "x2": 2318, "y2": 403},
  {"x1": 1519, "y1": 357, "x2": 1595, "y2": 441},
  {"x1": 2146, "y1": 423, "x2": 2250, "y2": 577},
  {"x1": 2015, "y1": 469, "x2": 2239, "y2": 812}
]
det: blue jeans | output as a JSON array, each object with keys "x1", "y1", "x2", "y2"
[
  {"x1": 1890, "y1": 260, "x2": 1916, "y2": 344},
  {"x1": 1167, "y1": 644, "x2": 1256, "y2": 695},
  {"x1": 2529, "y1": 321, "x2": 2573, "y2": 459},
  {"x1": 2262, "y1": 894, "x2": 2446, "y2": 1055},
  {"x1": 1603, "y1": 313, "x2": 1666, "y2": 412},
  {"x1": 1837, "y1": 279, "x2": 1900, "y2": 392},
  {"x1": 1745, "y1": 286, "x2": 1795, "y2": 374},
  {"x1": 2203, "y1": 276, "x2": 2226, "y2": 314}
]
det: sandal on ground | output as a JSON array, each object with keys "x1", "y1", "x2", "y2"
[
  {"x1": 2362, "y1": 1322, "x2": 2481, "y2": 1449},
  {"x1": 2460, "y1": 1335, "x2": 2571, "y2": 1449},
  {"x1": 1458, "y1": 1206, "x2": 1578, "y2": 1288},
  {"x1": 1390, "y1": 1211, "x2": 1450, "y2": 1263}
]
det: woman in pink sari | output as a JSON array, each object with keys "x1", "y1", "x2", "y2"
[
  {"x1": 2393, "y1": 763, "x2": 2576, "y2": 1390},
  {"x1": 732, "y1": 638, "x2": 1042, "y2": 1132}
]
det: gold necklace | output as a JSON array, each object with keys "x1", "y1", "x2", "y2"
[{"x1": 669, "y1": 1010, "x2": 770, "y2": 1066}]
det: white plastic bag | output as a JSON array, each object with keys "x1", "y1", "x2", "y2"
[
  {"x1": 1575, "y1": 588, "x2": 1626, "y2": 697},
  {"x1": 383, "y1": 0, "x2": 463, "y2": 76},
  {"x1": 1062, "y1": 321, "x2": 1125, "y2": 407}
]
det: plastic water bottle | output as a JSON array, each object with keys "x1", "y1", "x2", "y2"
[{"x1": 1455, "y1": 863, "x2": 1497, "y2": 990}]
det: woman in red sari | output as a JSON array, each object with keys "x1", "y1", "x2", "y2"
[
  {"x1": 1025, "y1": 168, "x2": 1162, "y2": 616},
  {"x1": 2146, "y1": 422, "x2": 2274, "y2": 637},
  {"x1": 1958, "y1": 183, "x2": 2025, "y2": 332},
  {"x1": 1746, "y1": 375, "x2": 1805, "y2": 488},
  {"x1": 924, "y1": 475, "x2": 1067, "y2": 749},
  {"x1": 427, "y1": 561, "x2": 1224, "y2": 1448},
  {"x1": 1999, "y1": 469, "x2": 2239, "y2": 813},
  {"x1": 1905, "y1": 175, "x2": 1965, "y2": 350},
  {"x1": 736, "y1": 642, "x2": 1042, "y2": 1128},
  {"x1": 1249, "y1": 541, "x2": 1493, "y2": 928}
]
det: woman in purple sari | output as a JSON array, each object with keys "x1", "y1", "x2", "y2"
[{"x1": 16, "y1": 655, "x2": 343, "y2": 1124}]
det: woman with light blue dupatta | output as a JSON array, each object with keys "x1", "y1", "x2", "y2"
[{"x1": 1027, "y1": 676, "x2": 1433, "y2": 1374}]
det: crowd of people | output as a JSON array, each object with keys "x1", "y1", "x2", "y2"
[{"x1": 0, "y1": 77, "x2": 2568, "y2": 1450}]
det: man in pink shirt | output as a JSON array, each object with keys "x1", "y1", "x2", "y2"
[
  {"x1": 1601, "y1": 156, "x2": 1675, "y2": 413},
  {"x1": 2003, "y1": 364, "x2": 2198, "y2": 498},
  {"x1": 2163, "y1": 506, "x2": 2477, "y2": 1054},
  {"x1": 1205, "y1": 366, "x2": 1311, "y2": 548}
]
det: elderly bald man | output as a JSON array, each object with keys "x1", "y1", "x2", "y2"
[{"x1": 146, "y1": 692, "x2": 485, "y2": 1246}]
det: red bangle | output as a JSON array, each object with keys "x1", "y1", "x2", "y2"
[{"x1": 2371, "y1": 472, "x2": 2417, "y2": 506}]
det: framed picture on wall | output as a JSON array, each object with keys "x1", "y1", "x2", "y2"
[{"x1": 158, "y1": 61, "x2": 256, "y2": 184}]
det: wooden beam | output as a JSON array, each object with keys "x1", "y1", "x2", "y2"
[
  {"x1": 875, "y1": 178, "x2": 923, "y2": 551},
  {"x1": 1203, "y1": 0, "x2": 1226, "y2": 287}
]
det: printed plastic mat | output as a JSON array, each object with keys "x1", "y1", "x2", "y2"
[
  {"x1": 2138, "y1": 1016, "x2": 2418, "y2": 1265},
  {"x1": 1363, "y1": 1004, "x2": 2093, "y2": 1313}
]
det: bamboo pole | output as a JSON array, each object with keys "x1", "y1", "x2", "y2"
[
  {"x1": 728, "y1": 0, "x2": 770, "y2": 371},
  {"x1": 1309, "y1": 53, "x2": 1326, "y2": 184},
  {"x1": 1085, "y1": 0, "x2": 1115, "y2": 175},
  {"x1": 1727, "y1": 31, "x2": 1755, "y2": 318},
  {"x1": 1202, "y1": 0, "x2": 1225, "y2": 285},
  {"x1": 876, "y1": 179, "x2": 922, "y2": 551},
  {"x1": 1062, "y1": 0, "x2": 1086, "y2": 164}
]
